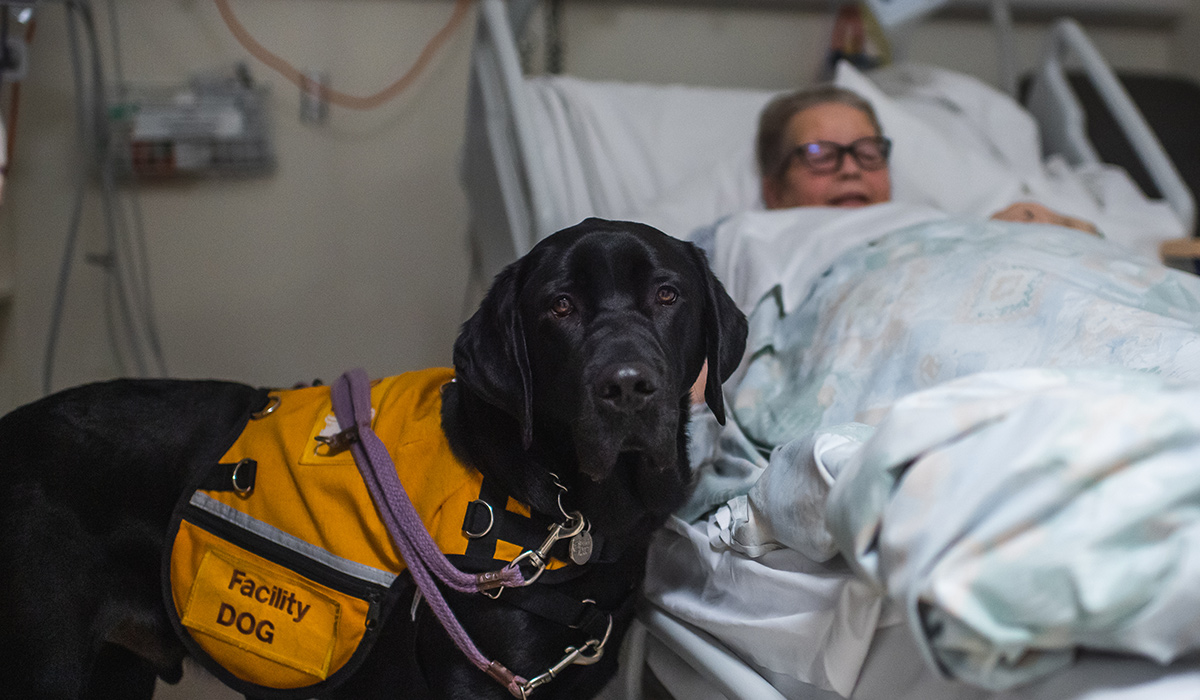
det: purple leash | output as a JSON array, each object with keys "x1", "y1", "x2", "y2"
[{"x1": 330, "y1": 368, "x2": 529, "y2": 697}]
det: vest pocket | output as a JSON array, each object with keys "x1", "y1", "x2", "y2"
[{"x1": 167, "y1": 492, "x2": 398, "y2": 695}]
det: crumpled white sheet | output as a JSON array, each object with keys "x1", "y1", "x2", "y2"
[
  {"x1": 723, "y1": 423, "x2": 873, "y2": 562},
  {"x1": 710, "y1": 202, "x2": 947, "y2": 313},
  {"x1": 643, "y1": 512, "x2": 890, "y2": 697},
  {"x1": 653, "y1": 369, "x2": 1200, "y2": 698},
  {"x1": 650, "y1": 211, "x2": 1200, "y2": 696},
  {"x1": 824, "y1": 368, "x2": 1200, "y2": 690}
]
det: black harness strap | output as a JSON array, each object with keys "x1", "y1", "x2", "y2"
[
  {"x1": 494, "y1": 585, "x2": 620, "y2": 643},
  {"x1": 198, "y1": 458, "x2": 257, "y2": 493}
]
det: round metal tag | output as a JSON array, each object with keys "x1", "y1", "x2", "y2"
[{"x1": 569, "y1": 531, "x2": 593, "y2": 565}]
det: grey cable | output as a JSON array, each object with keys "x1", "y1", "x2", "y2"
[
  {"x1": 42, "y1": 0, "x2": 168, "y2": 393},
  {"x1": 43, "y1": 1, "x2": 94, "y2": 393}
]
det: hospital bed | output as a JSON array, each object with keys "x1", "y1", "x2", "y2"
[
  {"x1": 461, "y1": 0, "x2": 1194, "y2": 280},
  {"x1": 460, "y1": 2, "x2": 1200, "y2": 698}
]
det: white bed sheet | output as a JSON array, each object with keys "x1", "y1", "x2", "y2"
[
  {"x1": 646, "y1": 207, "x2": 1200, "y2": 698},
  {"x1": 824, "y1": 369, "x2": 1200, "y2": 690},
  {"x1": 710, "y1": 202, "x2": 948, "y2": 313},
  {"x1": 646, "y1": 512, "x2": 1200, "y2": 700}
]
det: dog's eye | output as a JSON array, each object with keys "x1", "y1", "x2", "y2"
[
  {"x1": 551, "y1": 296, "x2": 574, "y2": 318},
  {"x1": 656, "y1": 286, "x2": 679, "y2": 306}
]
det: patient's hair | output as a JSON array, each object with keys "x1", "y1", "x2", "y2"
[{"x1": 756, "y1": 85, "x2": 884, "y2": 179}]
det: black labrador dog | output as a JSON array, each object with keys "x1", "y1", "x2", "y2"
[{"x1": 0, "y1": 218, "x2": 747, "y2": 699}]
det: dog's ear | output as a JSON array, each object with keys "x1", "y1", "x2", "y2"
[
  {"x1": 453, "y1": 261, "x2": 535, "y2": 448},
  {"x1": 691, "y1": 245, "x2": 748, "y2": 425}
]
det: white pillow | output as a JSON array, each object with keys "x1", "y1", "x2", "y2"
[
  {"x1": 526, "y1": 76, "x2": 774, "y2": 237},
  {"x1": 839, "y1": 62, "x2": 1185, "y2": 256},
  {"x1": 623, "y1": 145, "x2": 764, "y2": 241},
  {"x1": 834, "y1": 61, "x2": 1025, "y2": 216},
  {"x1": 870, "y1": 63, "x2": 1044, "y2": 178}
]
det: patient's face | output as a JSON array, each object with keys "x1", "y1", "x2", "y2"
[{"x1": 763, "y1": 102, "x2": 892, "y2": 210}]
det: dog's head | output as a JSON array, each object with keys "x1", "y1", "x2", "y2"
[{"x1": 452, "y1": 219, "x2": 747, "y2": 524}]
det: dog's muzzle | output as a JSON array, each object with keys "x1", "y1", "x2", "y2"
[{"x1": 592, "y1": 362, "x2": 659, "y2": 414}]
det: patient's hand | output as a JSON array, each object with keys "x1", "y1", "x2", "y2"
[
  {"x1": 691, "y1": 361, "x2": 708, "y2": 405},
  {"x1": 991, "y1": 201, "x2": 1099, "y2": 235}
]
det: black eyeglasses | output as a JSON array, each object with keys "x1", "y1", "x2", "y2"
[{"x1": 785, "y1": 136, "x2": 892, "y2": 175}]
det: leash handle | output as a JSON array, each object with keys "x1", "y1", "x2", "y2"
[{"x1": 330, "y1": 369, "x2": 529, "y2": 694}]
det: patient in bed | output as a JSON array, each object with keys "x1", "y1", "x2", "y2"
[
  {"x1": 755, "y1": 84, "x2": 1096, "y2": 232},
  {"x1": 690, "y1": 81, "x2": 1200, "y2": 450},
  {"x1": 690, "y1": 83, "x2": 1099, "y2": 402}
]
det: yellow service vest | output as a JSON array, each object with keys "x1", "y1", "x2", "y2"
[{"x1": 164, "y1": 368, "x2": 561, "y2": 696}]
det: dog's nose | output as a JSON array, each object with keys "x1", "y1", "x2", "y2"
[{"x1": 595, "y1": 363, "x2": 658, "y2": 413}]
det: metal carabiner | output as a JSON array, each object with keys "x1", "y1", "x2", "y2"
[
  {"x1": 540, "y1": 512, "x2": 586, "y2": 558},
  {"x1": 507, "y1": 548, "x2": 549, "y2": 586},
  {"x1": 519, "y1": 615, "x2": 613, "y2": 695},
  {"x1": 483, "y1": 511, "x2": 587, "y2": 598},
  {"x1": 313, "y1": 426, "x2": 360, "y2": 457}
]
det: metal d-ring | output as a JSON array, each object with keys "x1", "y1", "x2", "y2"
[
  {"x1": 231, "y1": 459, "x2": 255, "y2": 495},
  {"x1": 251, "y1": 395, "x2": 280, "y2": 419},
  {"x1": 463, "y1": 499, "x2": 495, "y2": 539}
]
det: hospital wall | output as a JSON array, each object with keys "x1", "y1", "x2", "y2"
[
  {"x1": 550, "y1": 4, "x2": 1178, "y2": 89},
  {"x1": 0, "y1": 0, "x2": 478, "y2": 414},
  {"x1": 0, "y1": 1, "x2": 1193, "y2": 421}
]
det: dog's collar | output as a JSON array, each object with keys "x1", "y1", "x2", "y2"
[{"x1": 455, "y1": 474, "x2": 613, "y2": 590}]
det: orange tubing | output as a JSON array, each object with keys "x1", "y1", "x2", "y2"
[{"x1": 213, "y1": 0, "x2": 473, "y2": 111}]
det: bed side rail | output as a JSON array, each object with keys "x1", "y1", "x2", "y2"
[
  {"x1": 621, "y1": 603, "x2": 789, "y2": 700},
  {"x1": 1025, "y1": 18, "x2": 1195, "y2": 234},
  {"x1": 461, "y1": 0, "x2": 555, "y2": 281}
]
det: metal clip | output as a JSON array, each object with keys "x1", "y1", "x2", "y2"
[
  {"x1": 535, "y1": 512, "x2": 586, "y2": 565},
  {"x1": 313, "y1": 426, "x2": 360, "y2": 456},
  {"x1": 519, "y1": 615, "x2": 613, "y2": 695},
  {"x1": 484, "y1": 511, "x2": 586, "y2": 598},
  {"x1": 519, "y1": 513, "x2": 586, "y2": 578}
]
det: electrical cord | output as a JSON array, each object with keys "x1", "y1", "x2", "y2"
[
  {"x1": 43, "y1": 1, "x2": 93, "y2": 393},
  {"x1": 4, "y1": 16, "x2": 36, "y2": 177},
  {"x1": 42, "y1": 0, "x2": 472, "y2": 392},
  {"x1": 99, "y1": 0, "x2": 164, "y2": 373},
  {"x1": 44, "y1": 0, "x2": 470, "y2": 392},
  {"x1": 85, "y1": 0, "x2": 167, "y2": 377},
  {"x1": 103, "y1": 0, "x2": 124, "y2": 98},
  {"x1": 77, "y1": 0, "x2": 147, "y2": 376},
  {"x1": 0, "y1": 6, "x2": 10, "y2": 97},
  {"x1": 42, "y1": 0, "x2": 167, "y2": 393}
]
